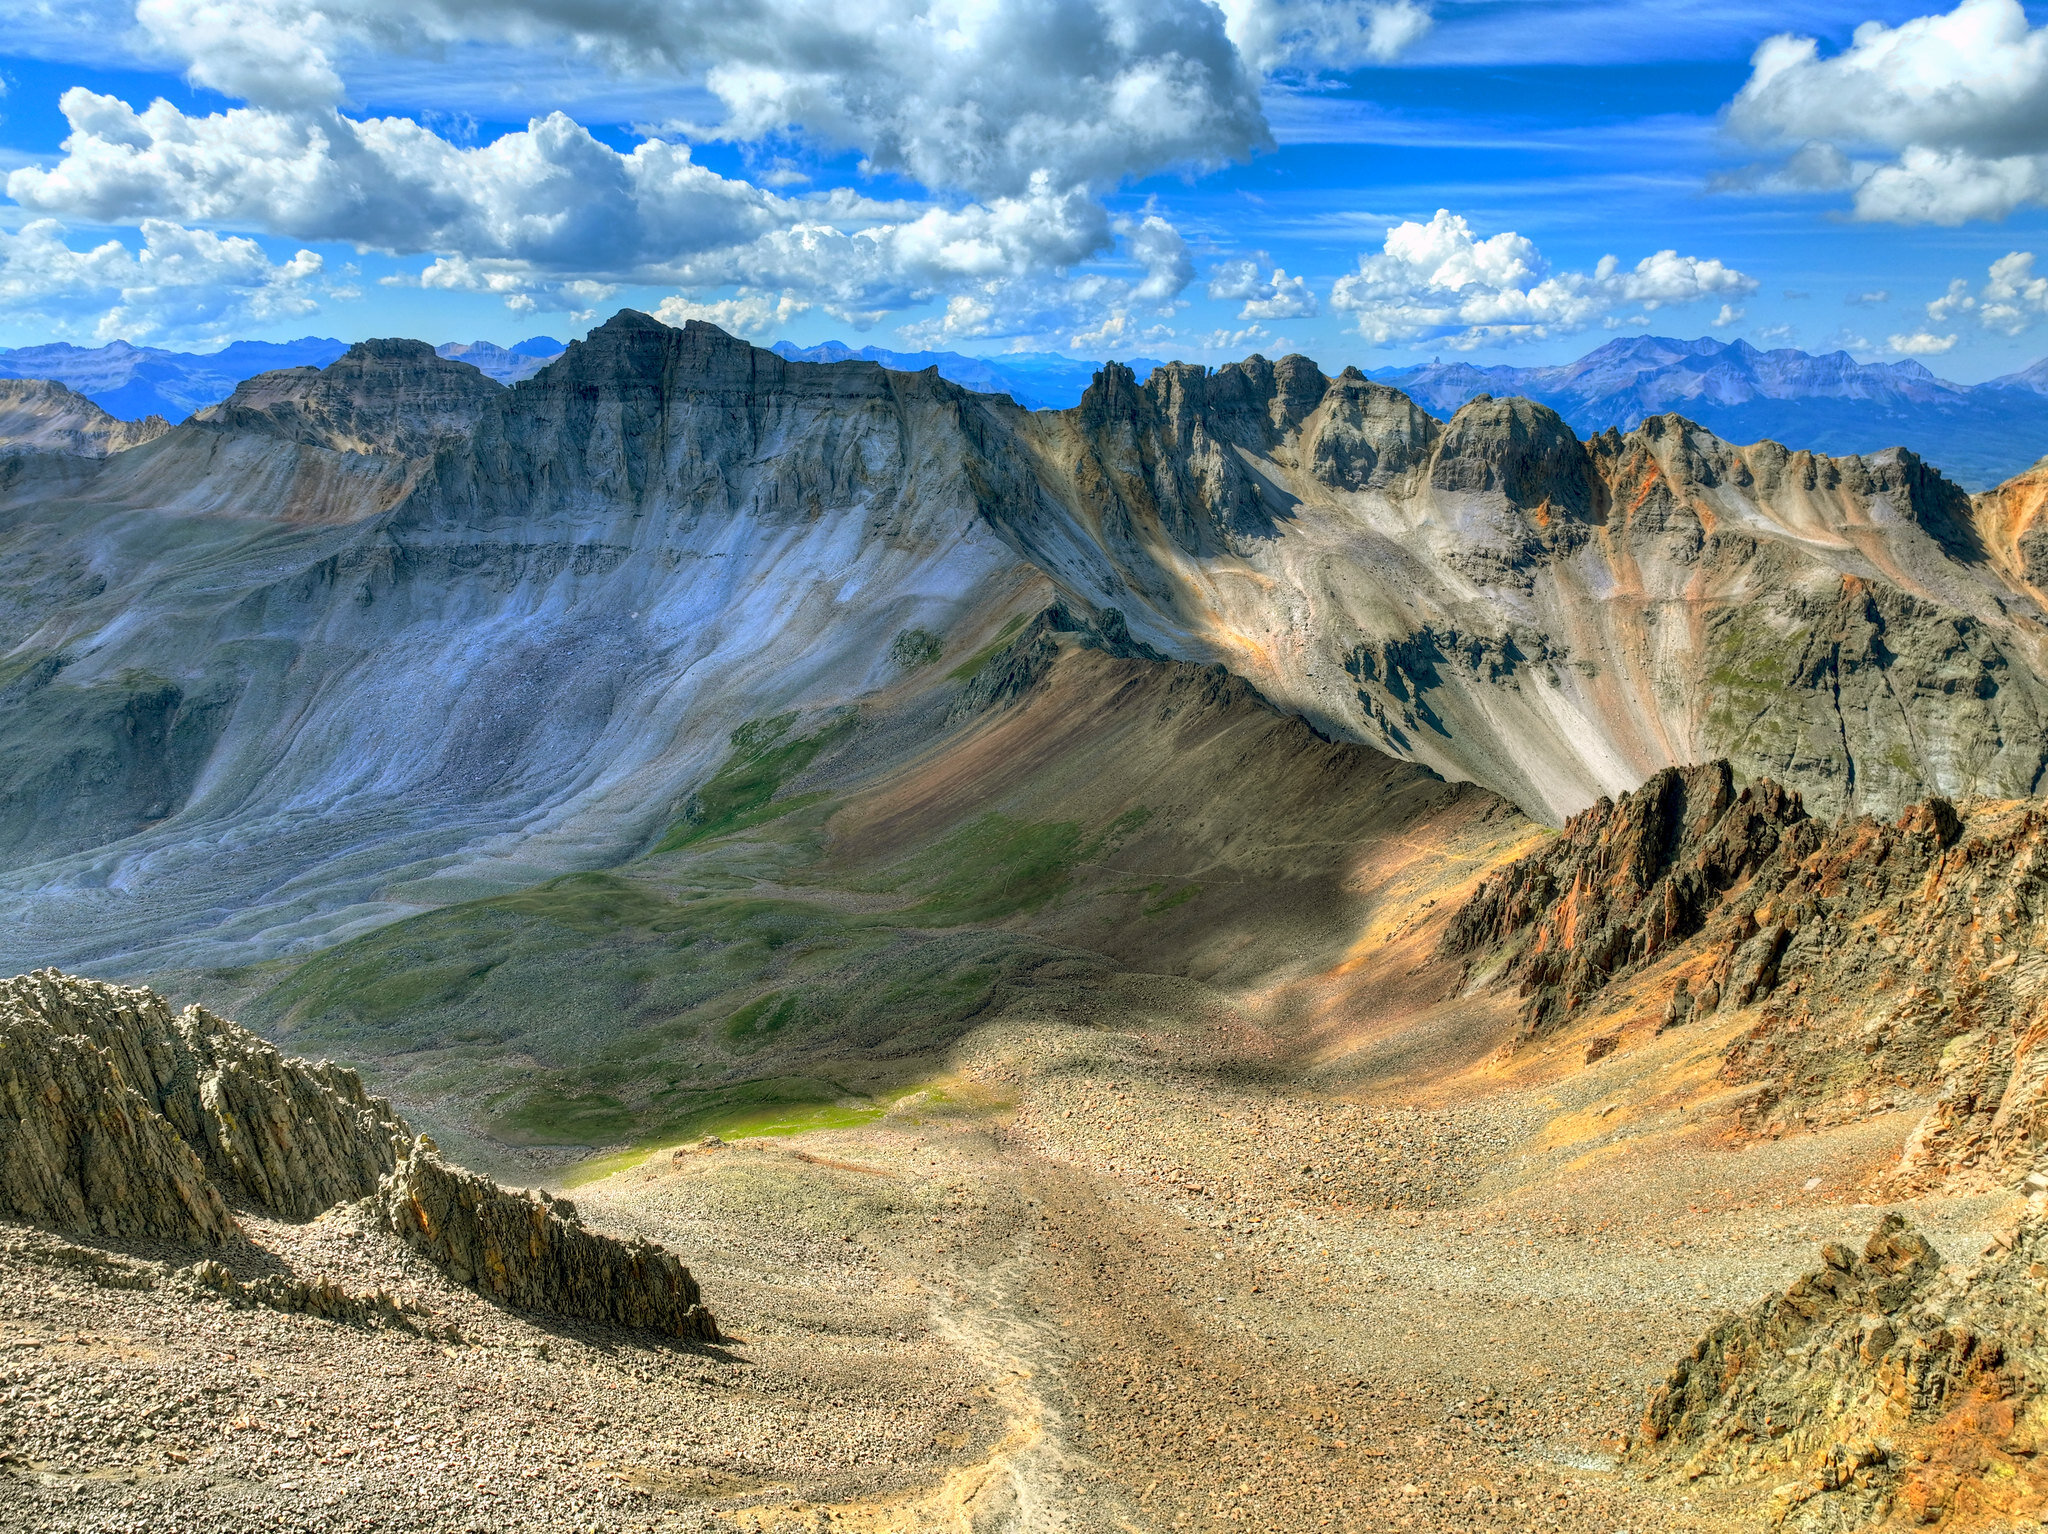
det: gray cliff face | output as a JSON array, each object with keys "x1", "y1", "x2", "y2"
[
  {"x1": 0, "y1": 313, "x2": 1026, "y2": 972},
  {"x1": 5, "y1": 310, "x2": 2048, "y2": 970},
  {"x1": 192, "y1": 338, "x2": 504, "y2": 459}
]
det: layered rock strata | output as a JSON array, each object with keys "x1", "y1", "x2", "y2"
[
  {"x1": 0, "y1": 971, "x2": 721, "y2": 1339},
  {"x1": 19, "y1": 312, "x2": 2048, "y2": 976},
  {"x1": 380, "y1": 1136, "x2": 719, "y2": 1342},
  {"x1": 1637, "y1": 1211, "x2": 2048, "y2": 1531},
  {"x1": 1446, "y1": 762, "x2": 2048, "y2": 1188},
  {"x1": 0, "y1": 982, "x2": 237, "y2": 1245}
]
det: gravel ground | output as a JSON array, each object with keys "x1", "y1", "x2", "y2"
[{"x1": 2, "y1": 997, "x2": 2020, "y2": 1534}]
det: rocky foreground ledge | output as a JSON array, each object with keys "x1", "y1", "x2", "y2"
[
  {"x1": 1636, "y1": 1206, "x2": 2048, "y2": 1530},
  {"x1": 0, "y1": 969, "x2": 716, "y2": 1341}
]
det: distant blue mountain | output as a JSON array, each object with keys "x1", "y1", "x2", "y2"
[
  {"x1": 1370, "y1": 335, "x2": 2048, "y2": 491},
  {"x1": 0, "y1": 338, "x2": 351, "y2": 421},
  {"x1": 0, "y1": 334, "x2": 572, "y2": 420},
  {"x1": 18, "y1": 326, "x2": 2044, "y2": 490},
  {"x1": 434, "y1": 338, "x2": 566, "y2": 384},
  {"x1": 770, "y1": 340, "x2": 1159, "y2": 409}
]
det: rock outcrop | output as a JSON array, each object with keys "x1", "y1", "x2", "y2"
[
  {"x1": 1636, "y1": 1211, "x2": 2048, "y2": 1531},
  {"x1": 380, "y1": 1136, "x2": 719, "y2": 1341},
  {"x1": 1, "y1": 971, "x2": 721, "y2": 1340},
  {"x1": 192, "y1": 338, "x2": 503, "y2": 457},
  {"x1": 0, "y1": 972, "x2": 409, "y2": 1240},
  {"x1": 3, "y1": 970, "x2": 410, "y2": 1220},
  {"x1": 0, "y1": 981, "x2": 237, "y2": 1245},
  {"x1": 1446, "y1": 767, "x2": 2048, "y2": 1187},
  {"x1": 0, "y1": 377, "x2": 168, "y2": 456},
  {"x1": 1441, "y1": 762, "x2": 1812, "y2": 1034}
]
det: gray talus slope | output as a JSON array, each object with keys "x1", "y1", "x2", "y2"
[
  {"x1": 0, "y1": 315, "x2": 1032, "y2": 972},
  {"x1": 1004, "y1": 360, "x2": 2048, "y2": 822}
]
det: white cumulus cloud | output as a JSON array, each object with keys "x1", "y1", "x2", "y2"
[
  {"x1": 1207, "y1": 257, "x2": 1318, "y2": 319},
  {"x1": 1215, "y1": 0, "x2": 1432, "y2": 72},
  {"x1": 1328, "y1": 209, "x2": 1754, "y2": 349},
  {"x1": 1924, "y1": 251, "x2": 2048, "y2": 334},
  {"x1": 2, "y1": 0, "x2": 1435, "y2": 347},
  {"x1": 0, "y1": 216, "x2": 327, "y2": 342},
  {"x1": 126, "y1": 0, "x2": 1287, "y2": 201},
  {"x1": 653, "y1": 289, "x2": 811, "y2": 339},
  {"x1": 1887, "y1": 330, "x2": 1959, "y2": 355},
  {"x1": 1726, "y1": 0, "x2": 2048, "y2": 223}
]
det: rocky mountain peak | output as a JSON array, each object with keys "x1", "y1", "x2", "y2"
[
  {"x1": 0, "y1": 377, "x2": 169, "y2": 456},
  {"x1": 193, "y1": 336, "x2": 502, "y2": 457},
  {"x1": 1429, "y1": 392, "x2": 1596, "y2": 520}
]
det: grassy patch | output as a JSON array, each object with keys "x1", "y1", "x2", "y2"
[
  {"x1": 240, "y1": 866, "x2": 1113, "y2": 1150},
  {"x1": 1142, "y1": 881, "x2": 1201, "y2": 918},
  {"x1": 868, "y1": 805, "x2": 1153, "y2": 925},
  {"x1": 500, "y1": 1087, "x2": 637, "y2": 1143},
  {"x1": 559, "y1": 1081, "x2": 891, "y2": 1185},
  {"x1": 946, "y1": 612, "x2": 1029, "y2": 682},
  {"x1": 653, "y1": 711, "x2": 857, "y2": 854}
]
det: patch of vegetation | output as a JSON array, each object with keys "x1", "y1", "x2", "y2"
[
  {"x1": 560, "y1": 1082, "x2": 899, "y2": 1186},
  {"x1": 888, "y1": 627, "x2": 944, "y2": 670},
  {"x1": 500, "y1": 1087, "x2": 637, "y2": 1143},
  {"x1": 241, "y1": 867, "x2": 1114, "y2": 1149},
  {"x1": 653, "y1": 711, "x2": 858, "y2": 853},
  {"x1": 1142, "y1": 881, "x2": 1201, "y2": 918},
  {"x1": 946, "y1": 612, "x2": 1029, "y2": 682},
  {"x1": 867, "y1": 805, "x2": 1153, "y2": 925}
]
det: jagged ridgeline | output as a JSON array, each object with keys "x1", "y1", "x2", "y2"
[
  {"x1": 7, "y1": 310, "x2": 2048, "y2": 977},
  {"x1": 0, "y1": 971, "x2": 716, "y2": 1341},
  {"x1": 1439, "y1": 762, "x2": 2048, "y2": 1190}
]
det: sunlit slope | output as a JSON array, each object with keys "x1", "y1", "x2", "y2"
[
  {"x1": 217, "y1": 622, "x2": 1524, "y2": 1158},
  {"x1": 1007, "y1": 361, "x2": 2048, "y2": 822},
  {"x1": 0, "y1": 318, "x2": 1035, "y2": 973}
]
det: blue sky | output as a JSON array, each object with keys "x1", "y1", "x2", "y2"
[{"x1": 4, "y1": 0, "x2": 2048, "y2": 379}]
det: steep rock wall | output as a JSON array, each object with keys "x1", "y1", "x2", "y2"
[
  {"x1": 9, "y1": 311, "x2": 2048, "y2": 971},
  {"x1": 0, "y1": 314, "x2": 1030, "y2": 972},
  {"x1": 1009, "y1": 363, "x2": 2048, "y2": 824}
]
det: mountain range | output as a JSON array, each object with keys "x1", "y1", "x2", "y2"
[
  {"x1": 1372, "y1": 334, "x2": 2048, "y2": 490},
  {"x1": 7, "y1": 329, "x2": 2048, "y2": 493},
  {"x1": 3, "y1": 309, "x2": 2046, "y2": 977},
  {"x1": 9, "y1": 310, "x2": 2048, "y2": 1532},
  {"x1": 0, "y1": 334, "x2": 566, "y2": 420},
  {"x1": 769, "y1": 338, "x2": 1162, "y2": 408}
]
